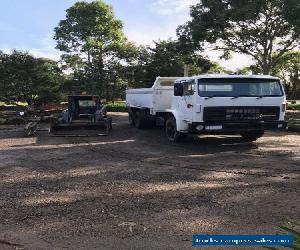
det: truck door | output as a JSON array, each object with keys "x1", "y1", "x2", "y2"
[{"x1": 178, "y1": 80, "x2": 195, "y2": 122}]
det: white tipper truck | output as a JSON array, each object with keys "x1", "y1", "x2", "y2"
[{"x1": 126, "y1": 75, "x2": 287, "y2": 142}]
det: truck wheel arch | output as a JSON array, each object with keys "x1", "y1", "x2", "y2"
[{"x1": 164, "y1": 110, "x2": 188, "y2": 132}]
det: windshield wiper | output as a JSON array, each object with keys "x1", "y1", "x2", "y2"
[
  {"x1": 231, "y1": 95, "x2": 252, "y2": 99},
  {"x1": 204, "y1": 95, "x2": 228, "y2": 99},
  {"x1": 256, "y1": 95, "x2": 282, "y2": 99},
  {"x1": 256, "y1": 95, "x2": 271, "y2": 99}
]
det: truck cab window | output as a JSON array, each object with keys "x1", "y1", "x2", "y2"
[
  {"x1": 183, "y1": 81, "x2": 195, "y2": 96},
  {"x1": 160, "y1": 80, "x2": 176, "y2": 86},
  {"x1": 198, "y1": 79, "x2": 283, "y2": 97}
]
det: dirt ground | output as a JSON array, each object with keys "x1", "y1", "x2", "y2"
[{"x1": 0, "y1": 112, "x2": 299, "y2": 250}]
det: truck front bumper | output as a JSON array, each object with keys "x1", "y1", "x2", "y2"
[{"x1": 188, "y1": 121, "x2": 287, "y2": 134}]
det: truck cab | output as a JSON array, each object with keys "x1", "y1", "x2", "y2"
[{"x1": 126, "y1": 75, "x2": 287, "y2": 142}]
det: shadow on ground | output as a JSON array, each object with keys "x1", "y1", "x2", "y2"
[{"x1": 0, "y1": 113, "x2": 299, "y2": 249}]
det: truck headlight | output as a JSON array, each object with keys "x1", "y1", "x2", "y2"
[{"x1": 282, "y1": 103, "x2": 286, "y2": 112}]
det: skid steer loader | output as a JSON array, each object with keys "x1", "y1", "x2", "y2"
[{"x1": 50, "y1": 95, "x2": 112, "y2": 137}]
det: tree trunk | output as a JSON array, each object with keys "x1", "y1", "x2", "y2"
[
  {"x1": 97, "y1": 53, "x2": 104, "y2": 99},
  {"x1": 261, "y1": 60, "x2": 272, "y2": 75},
  {"x1": 291, "y1": 69, "x2": 299, "y2": 99}
]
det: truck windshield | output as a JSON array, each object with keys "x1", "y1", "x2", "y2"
[{"x1": 198, "y1": 78, "x2": 283, "y2": 97}]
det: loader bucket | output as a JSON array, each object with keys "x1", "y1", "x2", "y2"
[{"x1": 49, "y1": 118, "x2": 112, "y2": 137}]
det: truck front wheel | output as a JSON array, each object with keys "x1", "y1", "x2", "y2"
[
  {"x1": 165, "y1": 117, "x2": 187, "y2": 142},
  {"x1": 241, "y1": 131, "x2": 264, "y2": 142}
]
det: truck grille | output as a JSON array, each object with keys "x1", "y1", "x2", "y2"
[{"x1": 203, "y1": 107, "x2": 280, "y2": 122}]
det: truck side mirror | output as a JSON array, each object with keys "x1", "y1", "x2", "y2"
[{"x1": 174, "y1": 82, "x2": 183, "y2": 96}]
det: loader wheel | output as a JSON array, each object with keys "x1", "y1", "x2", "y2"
[
  {"x1": 165, "y1": 117, "x2": 187, "y2": 142},
  {"x1": 105, "y1": 120, "x2": 113, "y2": 135},
  {"x1": 134, "y1": 111, "x2": 145, "y2": 129},
  {"x1": 241, "y1": 131, "x2": 264, "y2": 142},
  {"x1": 128, "y1": 112, "x2": 135, "y2": 126}
]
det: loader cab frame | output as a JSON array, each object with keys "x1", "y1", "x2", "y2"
[{"x1": 68, "y1": 95, "x2": 102, "y2": 120}]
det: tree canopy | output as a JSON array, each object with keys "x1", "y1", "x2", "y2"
[
  {"x1": 124, "y1": 39, "x2": 226, "y2": 88},
  {"x1": 54, "y1": 1, "x2": 224, "y2": 96},
  {"x1": 178, "y1": 0, "x2": 300, "y2": 74},
  {"x1": 272, "y1": 51, "x2": 300, "y2": 98},
  {"x1": 54, "y1": 0, "x2": 134, "y2": 99},
  {"x1": 2, "y1": 0, "x2": 300, "y2": 106},
  {"x1": 0, "y1": 50, "x2": 63, "y2": 106}
]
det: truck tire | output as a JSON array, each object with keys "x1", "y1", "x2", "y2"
[
  {"x1": 134, "y1": 111, "x2": 145, "y2": 129},
  {"x1": 128, "y1": 111, "x2": 135, "y2": 126},
  {"x1": 241, "y1": 131, "x2": 264, "y2": 142},
  {"x1": 165, "y1": 117, "x2": 187, "y2": 142}
]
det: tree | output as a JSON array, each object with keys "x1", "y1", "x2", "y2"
[
  {"x1": 178, "y1": 0, "x2": 300, "y2": 74},
  {"x1": 0, "y1": 51, "x2": 12, "y2": 102},
  {"x1": 124, "y1": 45, "x2": 153, "y2": 88},
  {"x1": 148, "y1": 40, "x2": 188, "y2": 81},
  {"x1": 272, "y1": 51, "x2": 300, "y2": 98},
  {"x1": 54, "y1": 0, "x2": 132, "y2": 99},
  {"x1": 125, "y1": 40, "x2": 226, "y2": 88},
  {"x1": 0, "y1": 50, "x2": 63, "y2": 106}
]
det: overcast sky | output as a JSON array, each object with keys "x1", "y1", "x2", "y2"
[{"x1": 0, "y1": 0, "x2": 252, "y2": 70}]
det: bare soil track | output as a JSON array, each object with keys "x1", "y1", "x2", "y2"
[{"x1": 0, "y1": 113, "x2": 299, "y2": 250}]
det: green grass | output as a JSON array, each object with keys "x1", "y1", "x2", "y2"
[
  {"x1": 106, "y1": 102, "x2": 127, "y2": 112},
  {"x1": 287, "y1": 104, "x2": 300, "y2": 111},
  {"x1": 0, "y1": 101, "x2": 28, "y2": 107},
  {"x1": 264, "y1": 221, "x2": 300, "y2": 250}
]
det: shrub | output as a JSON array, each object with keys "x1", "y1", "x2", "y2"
[
  {"x1": 287, "y1": 103, "x2": 300, "y2": 111},
  {"x1": 105, "y1": 102, "x2": 127, "y2": 112}
]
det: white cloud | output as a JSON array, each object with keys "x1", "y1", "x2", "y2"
[
  {"x1": 0, "y1": 34, "x2": 61, "y2": 61},
  {"x1": 150, "y1": 0, "x2": 198, "y2": 15},
  {"x1": 30, "y1": 48, "x2": 61, "y2": 60},
  {"x1": 206, "y1": 50, "x2": 253, "y2": 71},
  {"x1": 125, "y1": 22, "x2": 177, "y2": 45},
  {"x1": 30, "y1": 34, "x2": 61, "y2": 60},
  {"x1": 127, "y1": 0, "x2": 253, "y2": 70},
  {"x1": 125, "y1": 0, "x2": 196, "y2": 45}
]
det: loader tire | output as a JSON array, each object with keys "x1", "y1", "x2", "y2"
[{"x1": 108, "y1": 121, "x2": 113, "y2": 132}]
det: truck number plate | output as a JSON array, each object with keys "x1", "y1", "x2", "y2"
[{"x1": 205, "y1": 125, "x2": 223, "y2": 130}]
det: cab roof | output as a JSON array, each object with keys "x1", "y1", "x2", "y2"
[{"x1": 175, "y1": 74, "x2": 280, "y2": 83}]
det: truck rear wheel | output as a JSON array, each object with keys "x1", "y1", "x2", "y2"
[
  {"x1": 241, "y1": 131, "x2": 264, "y2": 142},
  {"x1": 134, "y1": 111, "x2": 145, "y2": 129},
  {"x1": 165, "y1": 117, "x2": 187, "y2": 142},
  {"x1": 128, "y1": 111, "x2": 135, "y2": 126}
]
